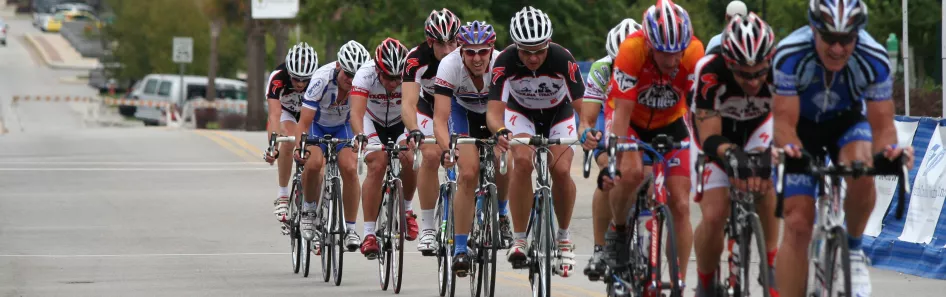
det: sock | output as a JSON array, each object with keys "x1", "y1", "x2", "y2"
[
  {"x1": 847, "y1": 235, "x2": 862, "y2": 251},
  {"x1": 403, "y1": 199, "x2": 413, "y2": 212},
  {"x1": 346, "y1": 221, "x2": 356, "y2": 231},
  {"x1": 420, "y1": 209, "x2": 436, "y2": 231},
  {"x1": 454, "y1": 234, "x2": 469, "y2": 255},
  {"x1": 498, "y1": 200, "x2": 509, "y2": 216},
  {"x1": 767, "y1": 248, "x2": 778, "y2": 266},
  {"x1": 304, "y1": 201, "x2": 317, "y2": 211},
  {"x1": 557, "y1": 228, "x2": 570, "y2": 241},
  {"x1": 514, "y1": 232, "x2": 527, "y2": 240},
  {"x1": 278, "y1": 187, "x2": 289, "y2": 197},
  {"x1": 697, "y1": 269, "x2": 715, "y2": 287},
  {"x1": 364, "y1": 222, "x2": 376, "y2": 237}
]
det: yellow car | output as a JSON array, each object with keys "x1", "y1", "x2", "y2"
[{"x1": 43, "y1": 11, "x2": 99, "y2": 33}]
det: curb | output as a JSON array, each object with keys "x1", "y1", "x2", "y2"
[{"x1": 24, "y1": 34, "x2": 98, "y2": 71}]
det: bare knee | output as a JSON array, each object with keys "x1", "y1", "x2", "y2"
[
  {"x1": 512, "y1": 148, "x2": 533, "y2": 175},
  {"x1": 339, "y1": 151, "x2": 358, "y2": 179},
  {"x1": 697, "y1": 190, "x2": 729, "y2": 229},
  {"x1": 421, "y1": 145, "x2": 440, "y2": 169},
  {"x1": 367, "y1": 154, "x2": 387, "y2": 177},
  {"x1": 783, "y1": 201, "x2": 815, "y2": 244}
]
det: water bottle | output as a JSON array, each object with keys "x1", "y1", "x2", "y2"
[{"x1": 637, "y1": 209, "x2": 652, "y2": 256}]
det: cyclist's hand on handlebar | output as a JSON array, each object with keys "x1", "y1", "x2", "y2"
[
  {"x1": 883, "y1": 145, "x2": 915, "y2": 170},
  {"x1": 778, "y1": 144, "x2": 802, "y2": 159},
  {"x1": 581, "y1": 128, "x2": 602, "y2": 151},
  {"x1": 293, "y1": 146, "x2": 306, "y2": 163},
  {"x1": 407, "y1": 129, "x2": 424, "y2": 150},
  {"x1": 494, "y1": 128, "x2": 511, "y2": 153},
  {"x1": 354, "y1": 134, "x2": 368, "y2": 151},
  {"x1": 263, "y1": 149, "x2": 277, "y2": 165},
  {"x1": 440, "y1": 149, "x2": 458, "y2": 168}
]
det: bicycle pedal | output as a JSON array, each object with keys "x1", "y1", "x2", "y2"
[
  {"x1": 421, "y1": 250, "x2": 437, "y2": 257},
  {"x1": 455, "y1": 269, "x2": 469, "y2": 278},
  {"x1": 510, "y1": 259, "x2": 529, "y2": 269}
]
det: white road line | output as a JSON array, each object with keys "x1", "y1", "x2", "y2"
[
  {"x1": 0, "y1": 167, "x2": 272, "y2": 171},
  {"x1": 0, "y1": 161, "x2": 265, "y2": 165}
]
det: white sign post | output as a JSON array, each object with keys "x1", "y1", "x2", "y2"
[
  {"x1": 252, "y1": 0, "x2": 299, "y2": 19},
  {"x1": 172, "y1": 37, "x2": 193, "y2": 127}
]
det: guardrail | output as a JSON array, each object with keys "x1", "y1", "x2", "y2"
[{"x1": 864, "y1": 115, "x2": 946, "y2": 279}]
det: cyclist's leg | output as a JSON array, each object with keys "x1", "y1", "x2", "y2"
[
  {"x1": 301, "y1": 135, "x2": 326, "y2": 241},
  {"x1": 360, "y1": 117, "x2": 387, "y2": 257},
  {"x1": 746, "y1": 115, "x2": 780, "y2": 277},
  {"x1": 609, "y1": 125, "x2": 647, "y2": 226},
  {"x1": 273, "y1": 111, "x2": 298, "y2": 221},
  {"x1": 505, "y1": 106, "x2": 537, "y2": 263},
  {"x1": 415, "y1": 100, "x2": 440, "y2": 244},
  {"x1": 548, "y1": 110, "x2": 578, "y2": 276},
  {"x1": 693, "y1": 161, "x2": 731, "y2": 292},
  {"x1": 463, "y1": 105, "x2": 514, "y2": 245},
  {"x1": 664, "y1": 121, "x2": 694, "y2": 281},
  {"x1": 334, "y1": 123, "x2": 362, "y2": 248},
  {"x1": 835, "y1": 119, "x2": 876, "y2": 296},
  {"x1": 452, "y1": 141, "x2": 479, "y2": 272},
  {"x1": 393, "y1": 124, "x2": 420, "y2": 241},
  {"x1": 592, "y1": 109, "x2": 612, "y2": 248}
]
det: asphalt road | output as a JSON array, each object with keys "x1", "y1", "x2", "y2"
[{"x1": 0, "y1": 12, "x2": 942, "y2": 297}]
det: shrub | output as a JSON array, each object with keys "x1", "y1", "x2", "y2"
[{"x1": 893, "y1": 79, "x2": 944, "y2": 118}]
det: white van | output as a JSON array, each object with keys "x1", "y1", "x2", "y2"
[{"x1": 129, "y1": 74, "x2": 247, "y2": 125}]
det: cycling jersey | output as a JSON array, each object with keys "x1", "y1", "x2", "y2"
[
  {"x1": 489, "y1": 43, "x2": 584, "y2": 139},
  {"x1": 302, "y1": 62, "x2": 352, "y2": 128},
  {"x1": 773, "y1": 27, "x2": 893, "y2": 123},
  {"x1": 267, "y1": 63, "x2": 306, "y2": 121},
  {"x1": 608, "y1": 30, "x2": 704, "y2": 130},
  {"x1": 351, "y1": 61, "x2": 403, "y2": 127},
  {"x1": 691, "y1": 52, "x2": 775, "y2": 195},
  {"x1": 774, "y1": 27, "x2": 892, "y2": 198},
  {"x1": 434, "y1": 48, "x2": 500, "y2": 114},
  {"x1": 404, "y1": 42, "x2": 442, "y2": 136},
  {"x1": 583, "y1": 56, "x2": 613, "y2": 104},
  {"x1": 704, "y1": 33, "x2": 723, "y2": 54}
]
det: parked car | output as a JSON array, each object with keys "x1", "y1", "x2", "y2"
[
  {"x1": 128, "y1": 74, "x2": 247, "y2": 126},
  {"x1": 41, "y1": 10, "x2": 98, "y2": 32},
  {"x1": 35, "y1": 2, "x2": 95, "y2": 31},
  {"x1": 0, "y1": 18, "x2": 8, "y2": 46}
]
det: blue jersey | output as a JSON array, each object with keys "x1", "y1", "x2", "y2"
[{"x1": 773, "y1": 27, "x2": 893, "y2": 123}]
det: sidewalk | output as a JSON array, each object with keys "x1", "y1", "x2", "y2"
[{"x1": 25, "y1": 33, "x2": 100, "y2": 70}]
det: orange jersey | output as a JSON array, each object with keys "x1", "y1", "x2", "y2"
[{"x1": 607, "y1": 30, "x2": 704, "y2": 129}]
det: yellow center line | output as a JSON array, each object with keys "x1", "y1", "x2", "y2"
[
  {"x1": 192, "y1": 130, "x2": 258, "y2": 162},
  {"x1": 208, "y1": 130, "x2": 265, "y2": 157},
  {"x1": 499, "y1": 271, "x2": 606, "y2": 297}
]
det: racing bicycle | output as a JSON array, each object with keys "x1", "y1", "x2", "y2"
[{"x1": 266, "y1": 133, "x2": 312, "y2": 277}]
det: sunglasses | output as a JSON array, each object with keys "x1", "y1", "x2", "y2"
[
  {"x1": 342, "y1": 70, "x2": 355, "y2": 78},
  {"x1": 517, "y1": 43, "x2": 549, "y2": 55},
  {"x1": 463, "y1": 48, "x2": 492, "y2": 57},
  {"x1": 731, "y1": 66, "x2": 770, "y2": 80},
  {"x1": 290, "y1": 75, "x2": 310, "y2": 82},
  {"x1": 818, "y1": 31, "x2": 857, "y2": 46},
  {"x1": 377, "y1": 71, "x2": 401, "y2": 82}
]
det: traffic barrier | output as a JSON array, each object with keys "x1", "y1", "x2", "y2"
[
  {"x1": 11, "y1": 95, "x2": 249, "y2": 129},
  {"x1": 864, "y1": 115, "x2": 946, "y2": 279}
]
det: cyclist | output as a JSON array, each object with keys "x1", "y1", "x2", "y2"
[
  {"x1": 578, "y1": 18, "x2": 641, "y2": 281},
  {"x1": 264, "y1": 42, "x2": 318, "y2": 223},
  {"x1": 689, "y1": 13, "x2": 780, "y2": 296},
  {"x1": 293, "y1": 40, "x2": 371, "y2": 253},
  {"x1": 431, "y1": 20, "x2": 508, "y2": 275},
  {"x1": 587, "y1": 0, "x2": 704, "y2": 279},
  {"x1": 350, "y1": 38, "x2": 416, "y2": 259},
  {"x1": 488, "y1": 6, "x2": 585, "y2": 277},
  {"x1": 704, "y1": 1, "x2": 747, "y2": 54},
  {"x1": 401, "y1": 8, "x2": 461, "y2": 252},
  {"x1": 772, "y1": 1, "x2": 914, "y2": 296}
]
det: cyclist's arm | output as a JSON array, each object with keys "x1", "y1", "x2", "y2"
[
  {"x1": 433, "y1": 94, "x2": 452, "y2": 150},
  {"x1": 579, "y1": 99, "x2": 601, "y2": 135},
  {"x1": 690, "y1": 55, "x2": 730, "y2": 157},
  {"x1": 611, "y1": 98, "x2": 635, "y2": 148},
  {"x1": 693, "y1": 109, "x2": 728, "y2": 157},
  {"x1": 296, "y1": 108, "x2": 316, "y2": 145},
  {"x1": 607, "y1": 62, "x2": 639, "y2": 145},
  {"x1": 296, "y1": 78, "x2": 326, "y2": 144},
  {"x1": 486, "y1": 100, "x2": 506, "y2": 133},
  {"x1": 866, "y1": 100, "x2": 897, "y2": 153},
  {"x1": 486, "y1": 55, "x2": 511, "y2": 134},
  {"x1": 401, "y1": 82, "x2": 421, "y2": 131},
  {"x1": 772, "y1": 94, "x2": 801, "y2": 148},
  {"x1": 579, "y1": 61, "x2": 608, "y2": 135},
  {"x1": 266, "y1": 99, "x2": 281, "y2": 137},
  {"x1": 350, "y1": 94, "x2": 367, "y2": 136}
]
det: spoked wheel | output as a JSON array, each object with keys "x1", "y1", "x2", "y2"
[
  {"x1": 331, "y1": 182, "x2": 345, "y2": 286},
  {"x1": 821, "y1": 227, "x2": 851, "y2": 297},
  {"x1": 529, "y1": 190, "x2": 552, "y2": 297},
  {"x1": 741, "y1": 213, "x2": 772, "y2": 297},
  {"x1": 301, "y1": 234, "x2": 312, "y2": 277},
  {"x1": 476, "y1": 185, "x2": 500, "y2": 297},
  {"x1": 653, "y1": 204, "x2": 682, "y2": 297},
  {"x1": 289, "y1": 179, "x2": 304, "y2": 274},
  {"x1": 320, "y1": 199, "x2": 332, "y2": 282},
  {"x1": 470, "y1": 207, "x2": 482, "y2": 297},
  {"x1": 435, "y1": 190, "x2": 453, "y2": 297},
  {"x1": 291, "y1": 228, "x2": 302, "y2": 274},
  {"x1": 378, "y1": 183, "x2": 392, "y2": 291},
  {"x1": 392, "y1": 180, "x2": 406, "y2": 294}
]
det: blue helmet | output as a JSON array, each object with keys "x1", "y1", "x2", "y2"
[
  {"x1": 458, "y1": 21, "x2": 497, "y2": 46},
  {"x1": 808, "y1": 0, "x2": 868, "y2": 34},
  {"x1": 642, "y1": 0, "x2": 693, "y2": 53}
]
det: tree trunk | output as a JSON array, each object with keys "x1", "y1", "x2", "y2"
[
  {"x1": 245, "y1": 1, "x2": 267, "y2": 131},
  {"x1": 199, "y1": 18, "x2": 223, "y2": 129},
  {"x1": 274, "y1": 21, "x2": 289, "y2": 61}
]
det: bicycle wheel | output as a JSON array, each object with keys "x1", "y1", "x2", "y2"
[
  {"x1": 822, "y1": 227, "x2": 851, "y2": 297},
  {"x1": 470, "y1": 195, "x2": 482, "y2": 297},
  {"x1": 320, "y1": 197, "x2": 332, "y2": 282},
  {"x1": 289, "y1": 179, "x2": 303, "y2": 274},
  {"x1": 653, "y1": 204, "x2": 682, "y2": 297},
  {"x1": 378, "y1": 183, "x2": 392, "y2": 291},
  {"x1": 445, "y1": 183, "x2": 458, "y2": 297},
  {"x1": 529, "y1": 190, "x2": 552, "y2": 297},
  {"x1": 435, "y1": 191, "x2": 449, "y2": 296},
  {"x1": 483, "y1": 184, "x2": 500, "y2": 297},
  {"x1": 739, "y1": 213, "x2": 771, "y2": 297},
  {"x1": 393, "y1": 179, "x2": 406, "y2": 294},
  {"x1": 331, "y1": 181, "x2": 345, "y2": 286}
]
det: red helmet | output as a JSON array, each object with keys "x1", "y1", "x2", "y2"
[
  {"x1": 721, "y1": 12, "x2": 776, "y2": 67},
  {"x1": 374, "y1": 38, "x2": 408, "y2": 77},
  {"x1": 425, "y1": 8, "x2": 461, "y2": 42}
]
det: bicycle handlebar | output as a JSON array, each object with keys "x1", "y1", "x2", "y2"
[
  {"x1": 448, "y1": 134, "x2": 508, "y2": 175},
  {"x1": 580, "y1": 133, "x2": 689, "y2": 181},
  {"x1": 694, "y1": 150, "x2": 771, "y2": 194}
]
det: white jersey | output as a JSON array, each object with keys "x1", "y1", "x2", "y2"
[
  {"x1": 433, "y1": 48, "x2": 501, "y2": 114},
  {"x1": 302, "y1": 62, "x2": 351, "y2": 127},
  {"x1": 351, "y1": 61, "x2": 403, "y2": 127}
]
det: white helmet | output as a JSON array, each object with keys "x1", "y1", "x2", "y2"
[
  {"x1": 606, "y1": 18, "x2": 642, "y2": 59},
  {"x1": 509, "y1": 6, "x2": 553, "y2": 46},
  {"x1": 337, "y1": 40, "x2": 370, "y2": 75},
  {"x1": 285, "y1": 42, "x2": 318, "y2": 79}
]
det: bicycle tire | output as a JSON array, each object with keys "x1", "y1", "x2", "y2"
[
  {"x1": 654, "y1": 204, "x2": 682, "y2": 297},
  {"x1": 393, "y1": 179, "x2": 406, "y2": 294},
  {"x1": 435, "y1": 189, "x2": 449, "y2": 297},
  {"x1": 378, "y1": 182, "x2": 392, "y2": 291},
  {"x1": 529, "y1": 189, "x2": 553, "y2": 297},
  {"x1": 822, "y1": 227, "x2": 851, "y2": 297},
  {"x1": 470, "y1": 193, "x2": 482, "y2": 297},
  {"x1": 331, "y1": 181, "x2": 345, "y2": 286},
  {"x1": 446, "y1": 181, "x2": 457, "y2": 297},
  {"x1": 320, "y1": 196, "x2": 331, "y2": 282},
  {"x1": 290, "y1": 178, "x2": 303, "y2": 274},
  {"x1": 483, "y1": 184, "x2": 500, "y2": 297},
  {"x1": 741, "y1": 213, "x2": 771, "y2": 297}
]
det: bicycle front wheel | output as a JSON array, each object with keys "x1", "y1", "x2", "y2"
[
  {"x1": 529, "y1": 190, "x2": 552, "y2": 297},
  {"x1": 740, "y1": 213, "x2": 772, "y2": 297},
  {"x1": 289, "y1": 179, "x2": 303, "y2": 274},
  {"x1": 653, "y1": 204, "x2": 682, "y2": 297},
  {"x1": 482, "y1": 184, "x2": 500, "y2": 297},
  {"x1": 378, "y1": 183, "x2": 392, "y2": 291},
  {"x1": 392, "y1": 179, "x2": 406, "y2": 294},
  {"x1": 331, "y1": 181, "x2": 345, "y2": 286},
  {"x1": 821, "y1": 227, "x2": 851, "y2": 297},
  {"x1": 320, "y1": 199, "x2": 332, "y2": 282}
]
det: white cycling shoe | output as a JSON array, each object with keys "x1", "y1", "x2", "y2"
[
  {"x1": 273, "y1": 195, "x2": 289, "y2": 223},
  {"x1": 344, "y1": 229, "x2": 361, "y2": 252},
  {"x1": 554, "y1": 239, "x2": 576, "y2": 277},
  {"x1": 849, "y1": 250, "x2": 872, "y2": 297},
  {"x1": 417, "y1": 229, "x2": 438, "y2": 256}
]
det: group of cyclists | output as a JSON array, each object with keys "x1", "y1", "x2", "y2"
[{"x1": 261, "y1": 0, "x2": 916, "y2": 296}]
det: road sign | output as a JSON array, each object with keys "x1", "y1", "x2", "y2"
[
  {"x1": 173, "y1": 37, "x2": 193, "y2": 64},
  {"x1": 252, "y1": 0, "x2": 299, "y2": 19}
]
